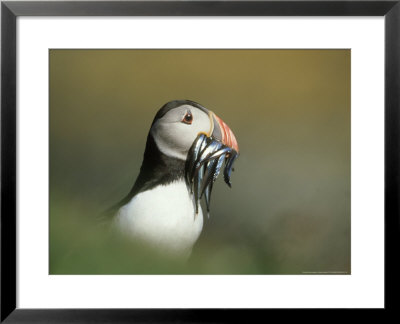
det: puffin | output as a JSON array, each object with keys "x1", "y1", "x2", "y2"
[{"x1": 112, "y1": 100, "x2": 239, "y2": 259}]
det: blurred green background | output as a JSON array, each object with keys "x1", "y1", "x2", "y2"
[{"x1": 49, "y1": 49, "x2": 350, "y2": 274}]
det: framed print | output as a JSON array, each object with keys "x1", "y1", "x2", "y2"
[{"x1": 1, "y1": 0, "x2": 399, "y2": 322}]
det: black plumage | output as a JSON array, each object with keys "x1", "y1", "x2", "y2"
[{"x1": 109, "y1": 133, "x2": 185, "y2": 213}]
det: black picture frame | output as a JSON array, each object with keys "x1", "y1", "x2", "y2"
[{"x1": 1, "y1": 0, "x2": 399, "y2": 322}]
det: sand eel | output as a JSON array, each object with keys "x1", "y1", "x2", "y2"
[{"x1": 112, "y1": 100, "x2": 239, "y2": 258}]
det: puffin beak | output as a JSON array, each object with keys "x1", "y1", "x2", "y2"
[
  {"x1": 210, "y1": 112, "x2": 239, "y2": 153},
  {"x1": 187, "y1": 110, "x2": 240, "y2": 216}
]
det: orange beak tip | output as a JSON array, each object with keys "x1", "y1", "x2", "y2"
[{"x1": 213, "y1": 113, "x2": 239, "y2": 153}]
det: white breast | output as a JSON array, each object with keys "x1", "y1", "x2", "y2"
[{"x1": 113, "y1": 180, "x2": 203, "y2": 259}]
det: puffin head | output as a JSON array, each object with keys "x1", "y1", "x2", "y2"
[
  {"x1": 148, "y1": 100, "x2": 239, "y2": 216},
  {"x1": 150, "y1": 100, "x2": 239, "y2": 161}
]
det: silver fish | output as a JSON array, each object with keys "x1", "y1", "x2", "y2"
[
  {"x1": 223, "y1": 151, "x2": 238, "y2": 187},
  {"x1": 184, "y1": 134, "x2": 239, "y2": 218},
  {"x1": 201, "y1": 146, "x2": 232, "y2": 165},
  {"x1": 200, "y1": 157, "x2": 219, "y2": 199},
  {"x1": 185, "y1": 134, "x2": 207, "y2": 190},
  {"x1": 190, "y1": 136, "x2": 209, "y2": 184},
  {"x1": 193, "y1": 164, "x2": 204, "y2": 214},
  {"x1": 194, "y1": 140, "x2": 222, "y2": 171}
]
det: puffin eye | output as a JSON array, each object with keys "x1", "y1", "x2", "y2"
[{"x1": 182, "y1": 111, "x2": 193, "y2": 125}]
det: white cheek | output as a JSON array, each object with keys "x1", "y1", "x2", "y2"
[
  {"x1": 151, "y1": 118, "x2": 210, "y2": 160},
  {"x1": 151, "y1": 122, "x2": 194, "y2": 160}
]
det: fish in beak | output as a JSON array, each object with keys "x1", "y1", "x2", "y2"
[{"x1": 185, "y1": 111, "x2": 239, "y2": 217}]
